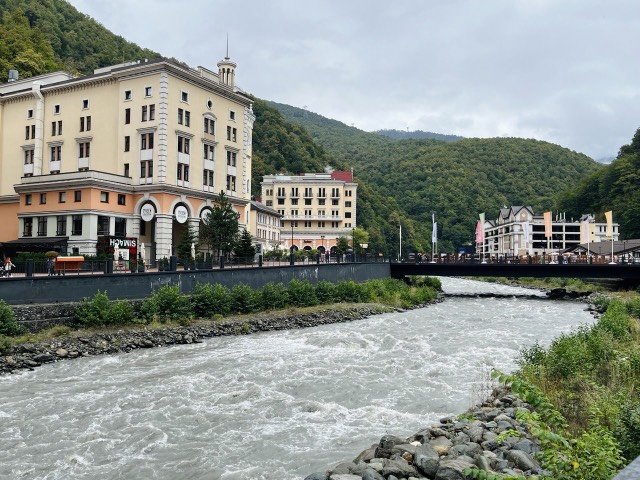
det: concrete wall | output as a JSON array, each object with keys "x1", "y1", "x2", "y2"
[{"x1": 0, "y1": 263, "x2": 391, "y2": 305}]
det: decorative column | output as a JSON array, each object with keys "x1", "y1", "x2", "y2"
[{"x1": 154, "y1": 214, "x2": 173, "y2": 261}]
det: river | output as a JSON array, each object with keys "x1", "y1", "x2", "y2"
[{"x1": 0, "y1": 278, "x2": 595, "y2": 480}]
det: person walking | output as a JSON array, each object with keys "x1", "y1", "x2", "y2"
[{"x1": 4, "y1": 257, "x2": 16, "y2": 277}]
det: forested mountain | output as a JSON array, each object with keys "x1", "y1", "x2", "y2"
[
  {"x1": 270, "y1": 102, "x2": 603, "y2": 250},
  {"x1": 374, "y1": 129, "x2": 464, "y2": 142},
  {"x1": 556, "y1": 128, "x2": 640, "y2": 239},
  {"x1": 0, "y1": 0, "x2": 160, "y2": 78}
]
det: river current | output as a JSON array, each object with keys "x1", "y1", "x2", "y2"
[{"x1": 0, "y1": 278, "x2": 595, "y2": 480}]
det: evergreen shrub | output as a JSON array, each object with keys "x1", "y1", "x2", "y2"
[
  {"x1": 230, "y1": 283, "x2": 259, "y2": 313},
  {"x1": 286, "y1": 279, "x2": 317, "y2": 307},
  {"x1": 0, "y1": 299, "x2": 24, "y2": 336},
  {"x1": 75, "y1": 291, "x2": 136, "y2": 326},
  {"x1": 260, "y1": 282, "x2": 289, "y2": 310},
  {"x1": 141, "y1": 285, "x2": 190, "y2": 321},
  {"x1": 191, "y1": 283, "x2": 232, "y2": 317},
  {"x1": 315, "y1": 280, "x2": 337, "y2": 304}
]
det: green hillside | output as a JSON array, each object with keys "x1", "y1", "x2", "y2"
[
  {"x1": 270, "y1": 101, "x2": 604, "y2": 249},
  {"x1": 374, "y1": 129, "x2": 464, "y2": 142},
  {"x1": 0, "y1": 0, "x2": 160, "y2": 78},
  {"x1": 556, "y1": 128, "x2": 640, "y2": 239}
]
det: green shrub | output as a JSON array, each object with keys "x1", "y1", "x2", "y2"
[
  {"x1": 0, "y1": 334, "x2": 11, "y2": 354},
  {"x1": 335, "y1": 280, "x2": 363, "y2": 303},
  {"x1": 597, "y1": 301, "x2": 632, "y2": 341},
  {"x1": 105, "y1": 301, "x2": 136, "y2": 325},
  {"x1": 545, "y1": 331, "x2": 590, "y2": 379},
  {"x1": 260, "y1": 282, "x2": 289, "y2": 310},
  {"x1": 286, "y1": 279, "x2": 317, "y2": 307},
  {"x1": 75, "y1": 292, "x2": 137, "y2": 327},
  {"x1": 191, "y1": 283, "x2": 232, "y2": 317},
  {"x1": 230, "y1": 283, "x2": 259, "y2": 313},
  {"x1": 141, "y1": 285, "x2": 191, "y2": 321},
  {"x1": 616, "y1": 398, "x2": 640, "y2": 460},
  {"x1": 75, "y1": 291, "x2": 111, "y2": 327},
  {"x1": 0, "y1": 299, "x2": 24, "y2": 336},
  {"x1": 315, "y1": 281, "x2": 338, "y2": 304},
  {"x1": 624, "y1": 296, "x2": 640, "y2": 319},
  {"x1": 407, "y1": 276, "x2": 442, "y2": 290}
]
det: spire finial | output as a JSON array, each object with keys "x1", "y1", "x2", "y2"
[{"x1": 226, "y1": 33, "x2": 229, "y2": 60}]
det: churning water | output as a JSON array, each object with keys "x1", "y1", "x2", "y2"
[{"x1": 0, "y1": 278, "x2": 594, "y2": 480}]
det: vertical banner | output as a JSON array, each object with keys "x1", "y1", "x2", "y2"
[
  {"x1": 543, "y1": 211, "x2": 552, "y2": 238},
  {"x1": 431, "y1": 213, "x2": 437, "y2": 243},
  {"x1": 605, "y1": 211, "x2": 613, "y2": 238},
  {"x1": 581, "y1": 219, "x2": 590, "y2": 244},
  {"x1": 522, "y1": 221, "x2": 530, "y2": 243},
  {"x1": 476, "y1": 220, "x2": 484, "y2": 244}
]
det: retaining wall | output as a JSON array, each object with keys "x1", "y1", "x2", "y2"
[{"x1": 0, "y1": 263, "x2": 391, "y2": 306}]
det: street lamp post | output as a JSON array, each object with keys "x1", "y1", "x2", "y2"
[
  {"x1": 320, "y1": 235, "x2": 325, "y2": 262},
  {"x1": 352, "y1": 227, "x2": 356, "y2": 262},
  {"x1": 290, "y1": 221, "x2": 294, "y2": 266}
]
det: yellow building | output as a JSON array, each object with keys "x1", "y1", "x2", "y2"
[
  {"x1": 248, "y1": 200, "x2": 283, "y2": 255},
  {"x1": 259, "y1": 171, "x2": 357, "y2": 254},
  {"x1": 0, "y1": 55, "x2": 254, "y2": 264}
]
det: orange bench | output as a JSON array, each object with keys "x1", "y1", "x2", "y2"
[{"x1": 54, "y1": 256, "x2": 85, "y2": 274}]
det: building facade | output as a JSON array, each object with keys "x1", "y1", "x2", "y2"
[
  {"x1": 248, "y1": 200, "x2": 282, "y2": 255},
  {"x1": 479, "y1": 206, "x2": 620, "y2": 257},
  {"x1": 0, "y1": 55, "x2": 255, "y2": 264},
  {"x1": 259, "y1": 171, "x2": 357, "y2": 254}
]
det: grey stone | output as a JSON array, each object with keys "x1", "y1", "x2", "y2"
[
  {"x1": 490, "y1": 458, "x2": 509, "y2": 471},
  {"x1": 361, "y1": 469, "x2": 385, "y2": 480},
  {"x1": 481, "y1": 439, "x2": 499, "y2": 451},
  {"x1": 429, "y1": 435, "x2": 453, "y2": 455},
  {"x1": 55, "y1": 348, "x2": 68, "y2": 357},
  {"x1": 414, "y1": 443, "x2": 440, "y2": 478},
  {"x1": 329, "y1": 475, "x2": 361, "y2": 480},
  {"x1": 379, "y1": 435, "x2": 406, "y2": 449},
  {"x1": 304, "y1": 474, "x2": 328, "y2": 480},
  {"x1": 381, "y1": 458, "x2": 418, "y2": 478},
  {"x1": 506, "y1": 449, "x2": 539, "y2": 472},
  {"x1": 392, "y1": 443, "x2": 417, "y2": 456},
  {"x1": 434, "y1": 458, "x2": 475, "y2": 480},
  {"x1": 452, "y1": 432, "x2": 470, "y2": 445},
  {"x1": 430, "y1": 427, "x2": 449, "y2": 437},
  {"x1": 33, "y1": 353, "x2": 55, "y2": 363},
  {"x1": 474, "y1": 454, "x2": 492, "y2": 472},
  {"x1": 512, "y1": 439, "x2": 540, "y2": 455},
  {"x1": 330, "y1": 462, "x2": 356, "y2": 475},
  {"x1": 495, "y1": 421, "x2": 513, "y2": 432},
  {"x1": 353, "y1": 446, "x2": 377, "y2": 464}
]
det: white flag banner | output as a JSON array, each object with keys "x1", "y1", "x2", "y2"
[
  {"x1": 581, "y1": 220, "x2": 590, "y2": 244},
  {"x1": 522, "y1": 222, "x2": 530, "y2": 243}
]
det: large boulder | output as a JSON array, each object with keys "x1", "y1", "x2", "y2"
[
  {"x1": 304, "y1": 474, "x2": 328, "y2": 480},
  {"x1": 435, "y1": 458, "x2": 475, "y2": 480},
  {"x1": 329, "y1": 462, "x2": 356, "y2": 475},
  {"x1": 512, "y1": 439, "x2": 540, "y2": 455},
  {"x1": 414, "y1": 443, "x2": 440, "y2": 477},
  {"x1": 380, "y1": 458, "x2": 418, "y2": 478},
  {"x1": 379, "y1": 435, "x2": 406, "y2": 449},
  {"x1": 506, "y1": 449, "x2": 540, "y2": 472},
  {"x1": 361, "y1": 469, "x2": 385, "y2": 480}
]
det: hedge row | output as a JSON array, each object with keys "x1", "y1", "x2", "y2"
[{"x1": 74, "y1": 278, "x2": 440, "y2": 328}]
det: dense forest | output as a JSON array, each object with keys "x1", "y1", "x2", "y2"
[
  {"x1": 556, "y1": 128, "x2": 640, "y2": 239},
  {"x1": 0, "y1": 0, "x2": 160, "y2": 78},
  {"x1": 3, "y1": 0, "x2": 637, "y2": 255},
  {"x1": 374, "y1": 129, "x2": 464, "y2": 142},
  {"x1": 270, "y1": 101, "x2": 604, "y2": 250}
]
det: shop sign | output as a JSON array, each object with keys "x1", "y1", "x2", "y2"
[
  {"x1": 175, "y1": 205, "x2": 188, "y2": 224},
  {"x1": 141, "y1": 204, "x2": 155, "y2": 222}
]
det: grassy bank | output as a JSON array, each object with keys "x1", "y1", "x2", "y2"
[
  {"x1": 0, "y1": 277, "x2": 441, "y2": 349},
  {"x1": 472, "y1": 293, "x2": 640, "y2": 480}
]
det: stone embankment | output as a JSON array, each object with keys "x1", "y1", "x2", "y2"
[
  {"x1": 0, "y1": 305, "x2": 390, "y2": 375},
  {"x1": 304, "y1": 386, "x2": 546, "y2": 480}
]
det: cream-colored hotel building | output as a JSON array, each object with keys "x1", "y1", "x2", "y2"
[
  {"x1": 0, "y1": 55, "x2": 254, "y2": 263},
  {"x1": 260, "y1": 171, "x2": 357, "y2": 254}
]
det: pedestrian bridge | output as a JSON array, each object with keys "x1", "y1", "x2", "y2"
[{"x1": 390, "y1": 262, "x2": 640, "y2": 280}]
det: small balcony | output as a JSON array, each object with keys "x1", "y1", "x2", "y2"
[
  {"x1": 140, "y1": 148, "x2": 153, "y2": 161},
  {"x1": 49, "y1": 160, "x2": 61, "y2": 172},
  {"x1": 23, "y1": 163, "x2": 34, "y2": 175},
  {"x1": 77, "y1": 157, "x2": 90, "y2": 170}
]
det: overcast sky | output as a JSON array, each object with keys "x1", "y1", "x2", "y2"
[{"x1": 67, "y1": 0, "x2": 639, "y2": 160}]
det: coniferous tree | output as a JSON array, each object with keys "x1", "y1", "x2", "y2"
[
  {"x1": 234, "y1": 229, "x2": 256, "y2": 263},
  {"x1": 199, "y1": 191, "x2": 240, "y2": 259}
]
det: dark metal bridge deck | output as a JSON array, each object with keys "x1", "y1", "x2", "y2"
[{"x1": 390, "y1": 262, "x2": 640, "y2": 280}]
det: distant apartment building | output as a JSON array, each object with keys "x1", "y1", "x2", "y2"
[
  {"x1": 479, "y1": 206, "x2": 619, "y2": 257},
  {"x1": 248, "y1": 200, "x2": 282, "y2": 254},
  {"x1": 0, "y1": 54, "x2": 255, "y2": 264},
  {"x1": 259, "y1": 171, "x2": 357, "y2": 253}
]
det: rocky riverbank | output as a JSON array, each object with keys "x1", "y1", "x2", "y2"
[
  {"x1": 0, "y1": 304, "x2": 392, "y2": 375},
  {"x1": 304, "y1": 386, "x2": 546, "y2": 480}
]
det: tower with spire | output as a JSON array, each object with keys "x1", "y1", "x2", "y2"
[{"x1": 218, "y1": 34, "x2": 236, "y2": 87}]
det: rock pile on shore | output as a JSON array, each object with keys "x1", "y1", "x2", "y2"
[
  {"x1": 305, "y1": 386, "x2": 545, "y2": 480},
  {"x1": 1, "y1": 305, "x2": 387, "y2": 375}
]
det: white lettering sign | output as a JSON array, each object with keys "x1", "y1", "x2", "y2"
[
  {"x1": 175, "y1": 205, "x2": 188, "y2": 224},
  {"x1": 141, "y1": 204, "x2": 155, "y2": 222}
]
